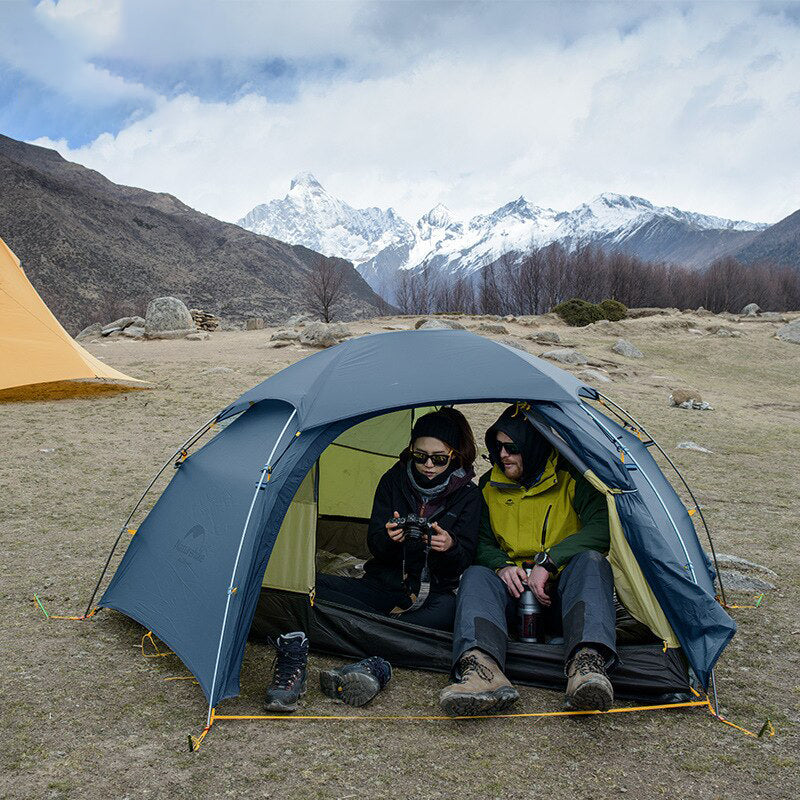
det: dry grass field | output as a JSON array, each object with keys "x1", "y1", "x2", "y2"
[{"x1": 2, "y1": 311, "x2": 799, "y2": 800}]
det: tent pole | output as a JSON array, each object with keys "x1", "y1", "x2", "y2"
[
  {"x1": 205, "y1": 409, "x2": 297, "y2": 727},
  {"x1": 83, "y1": 414, "x2": 220, "y2": 617},
  {"x1": 710, "y1": 669, "x2": 721, "y2": 716},
  {"x1": 592, "y1": 393, "x2": 728, "y2": 607},
  {"x1": 582, "y1": 405, "x2": 699, "y2": 585}
]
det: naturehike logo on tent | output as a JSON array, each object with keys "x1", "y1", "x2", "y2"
[{"x1": 174, "y1": 525, "x2": 206, "y2": 562}]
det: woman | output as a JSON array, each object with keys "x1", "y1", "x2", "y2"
[{"x1": 315, "y1": 407, "x2": 481, "y2": 630}]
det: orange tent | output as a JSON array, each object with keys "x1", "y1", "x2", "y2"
[{"x1": 0, "y1": 236, "x2": 144, "y2": 400}]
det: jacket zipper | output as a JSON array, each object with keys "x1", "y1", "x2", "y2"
[{"x1": 541, "y1": 505, "x2": 552, "y2": 550}]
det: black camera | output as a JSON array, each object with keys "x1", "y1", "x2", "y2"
[{"x1": 393, "y1": 513, "x2": 432, "y2": 542}]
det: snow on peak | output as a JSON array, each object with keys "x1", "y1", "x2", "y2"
[
  {"x1": 419, "y1": 203, "x2": 456, "y2": 229},
  {"x1": 290, "y1": 171, "x2": 323, "y2": 191}
]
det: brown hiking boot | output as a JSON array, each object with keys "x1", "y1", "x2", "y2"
[
  {"x1": 565, "y1": 647, "x2": 614, "y2": 711},
  {"x1": 439, "y1": 649, "x2": 520, "y2": 717}
]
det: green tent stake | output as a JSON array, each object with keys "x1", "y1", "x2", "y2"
[{"x1": 33, "y1": 594, "x2": 50, "y2": 619}]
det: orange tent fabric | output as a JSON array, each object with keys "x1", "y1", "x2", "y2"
[{"x1": 0, "y1": 236, "x2": 143, "y2": 398}]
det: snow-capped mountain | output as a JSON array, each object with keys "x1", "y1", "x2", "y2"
[
  {"x1": 237, "y1": 172, "x2": 413, "y2": 265},
  {"x1": 237, "y1": 178, "x2": 768, "y2": 298}
]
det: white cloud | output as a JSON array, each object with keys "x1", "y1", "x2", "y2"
[{"x1": 27, "y1": 3, "x2": 800, "y2": 225}]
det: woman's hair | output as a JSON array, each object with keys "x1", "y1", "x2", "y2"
[{"x1": 400, "y1": 407, "x2": 477, "y2": 468}]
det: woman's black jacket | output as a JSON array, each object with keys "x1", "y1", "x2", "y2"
[{"x1": 363, "y1": 461, "x2": 481, "y2": 594}]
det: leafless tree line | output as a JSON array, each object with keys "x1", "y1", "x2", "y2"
[{"x1": 392, "y1": 244, "x2": 800, "y2": 315}]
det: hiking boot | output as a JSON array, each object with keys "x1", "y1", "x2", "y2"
[
  {"x1": 320, "y1": 656, "x2": 392, "y2": 707},
  {"x1": 439, "y1": 649, "x2": 519, "y2": 716},
  {"x1": 564, "y1": 646, "x2": 614, "y2": 711},
  {"x1": 264, "y1": 631, "x2": 308, "y2": 712}
]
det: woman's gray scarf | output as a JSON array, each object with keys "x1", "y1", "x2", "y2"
[{"x1": 405, "y1": 461, "x2": 467, "y2": 502}]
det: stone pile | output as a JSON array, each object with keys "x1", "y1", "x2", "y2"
[{"x1": 190, "y1": 309, "x2": 220, "y2": 331}]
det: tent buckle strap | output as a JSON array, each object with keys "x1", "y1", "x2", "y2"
[
  {"x1": 173, "y1": 450, "x2": 188, "y2": 468},
  {"x1": 228, "y1": 586, "x2": 238, "y2": 596}
]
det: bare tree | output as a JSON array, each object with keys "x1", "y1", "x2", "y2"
[{"x1": 305, "y1": 256, "x2": 347, "y2": 322}]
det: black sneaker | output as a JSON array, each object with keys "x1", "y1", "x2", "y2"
[
  {"x1": 264, "y1": 631, "x2": 308, "y2": 712},
  {"x1": 320, "y1": 656, "x2": 392, "y2": 707}
]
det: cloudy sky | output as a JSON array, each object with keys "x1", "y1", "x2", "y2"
[{"x1": 2, "y1": 0, "x2": 799, "y2": 225}]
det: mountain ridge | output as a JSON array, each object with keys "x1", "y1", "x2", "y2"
[
  {"x1": 0, "y1": 136, "x2": 386, "y2": 333},
  {"x1": 237, "y1": 175, "x2": 773, "y2": 298}
]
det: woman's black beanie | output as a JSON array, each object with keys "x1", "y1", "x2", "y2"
[{"x1": 411, "y1": 409, "x2": 461, "y2": 450}]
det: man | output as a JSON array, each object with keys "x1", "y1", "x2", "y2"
[{"x1": 440, "y1": 404, "x2": 617, "y2": 715}]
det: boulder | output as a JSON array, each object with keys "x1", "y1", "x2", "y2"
[
  {"x1": 499, "y1": 338, "x2": 528, "y2": 352},
  {"x1": 542, "y1": 348, "x2": 589, "y2": 366},
  {"x1": 712, "y1": 554, "x2": 777, "y2": 579},
  {"x1": 717, "y1": 570, "x2": 775, "y2": 593},
  {"x1": 270, "y1": 329, "x2": 300, "y2": 342},
  {"x1": 670, "y1": 388, "x2": 703, "y2": 405},
  {"x1": 775, "y1": 320, "x2": 800, "y2": 345},
  {"x1": 245, "y1": 318, "x2": 265, "y2": 331},
  {"x1": 102, "y1": 316, "x2": 138, "y2": 334},
  {"x1": 299, "y1": 322, "x2": 345, "y2": 348},
  {"x1": 190, "y1": 308, "x2": 220, "y2": 331},
  {"x1": 741, "y1": 303, "x2": 761, "y2": 317},
  {"x1": 121, "y1": 325, "x2": 145, "y2": 339},
  {"x1": 676, "y1": 441, "x2": 713, "y2": 453},
  {"x1": 525, "y1": 331, "x2": 561, "y2": 344},
  {"x1": 271, "y1": 340, "x2": 292, "y2": 348},
  {"x1": 285, "y1": 313, "x2": 314, "y2": 327},
  {"x1": 75, "y1": 323, "x2": 103, "y2": 341},
  {"x1": 578, "y1": 369, "x2": 612, "y2": 384},
  {"x1": 612, "y1": 339, "x2": 644, "y2": 359},
  {"x1": 185, "y1": 331, "x2": 210, "y2": 341},
  {"x1": 326, "y1": 322, "x2": 352, "y2": 339},
  {"x1": 478, "y1": 322, "x2": 509, "y2": 335},
  {"x1": 144, "y1": 297, "x2": 195, "y2": 339},
  {"x1": 415, "y1": 318, "x2": 465, "y2": 330},
  {"x1": 503, "y1": 315, "x2": 517, "y2": 323},
  {"x1": 706, "y1": 325, "x2": 743, "y2": 337}
]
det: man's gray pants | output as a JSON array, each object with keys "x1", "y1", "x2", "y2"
[{"x1": 452, "y1": 550, "x2": 618, "y2": 672}]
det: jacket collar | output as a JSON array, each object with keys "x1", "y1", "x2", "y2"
[{"x1": 489, "y1": 449, "x2": 560, "y2": 496}]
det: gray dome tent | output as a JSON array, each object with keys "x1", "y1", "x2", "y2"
[{"x1": 96, "y1": 330, "x2": 735, "y2": 719}]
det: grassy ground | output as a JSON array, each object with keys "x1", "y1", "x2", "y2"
[{"x1": 2, "y1": 312, "x2": 798, "y2": 800}]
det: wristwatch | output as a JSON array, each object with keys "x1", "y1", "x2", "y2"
[{"x1": 533, "y1": 551, "x2": 558, "y2": 574}]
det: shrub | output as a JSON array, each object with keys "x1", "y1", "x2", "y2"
[
  {"x1": 599, "y1": 298, "x2": 628, "y2": 321},
  {"x1": 552, "y1": 298, "x2": 605, "y2": 327}
]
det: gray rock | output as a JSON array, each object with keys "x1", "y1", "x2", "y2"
[
  {"x1": 676, "y1": 441, "x2": 713, "y2": 453},
  {"x1": 185, "y1": 331, "x2": 210, "y2": 341},
  {"x1": 717, "y1": 570, "x2": 775, "y2": 593},
  {"x1": 415, "y1": 318, "x2": 465, "y2": 330},
  {"x1": 578, "y1": 368, "x2": 612, "y2": 384},
  {"x1": 713, "y1": 554, "x2": 777, "y2": 579},
  {"x1": 542, "y1": 348, "x2": 589, "y2": 366},
  {"x1": 503, "y1": 315, "x2": 517, "y2": 323},
  {"x1": 75, "y1": 323, "x2": 103, "y2": 341},
  {"x1": 270, "y1": 329, "x2": 300, "y2": 342},
  {"x1": 707, "y1": 325, "x2": 743, "y2": 337},
  {"x1": 775, "y1": 320, "x2": 800, "y2": 345},
  {"x1": 144, "y1": 297, "x2": 195, "y2": 339},
  {"x1": 245, "y1": 318, "x2": 265, "y2": 331},
  {"x1": 326, "y1": 322, "x2": 352, "y2": 339},
  {"x1": 271, "y1": 340, "x2": 293, "y2": 348},
  {"x1": 741, "y1": 303, "x2": 761, "y2": 316},
  {"x1": 478, "y1": 322, "x2": 509, "y2": 335},
  {"x1": 499, "y1": 338, "x2": 528, "y2": 352},
  {"x1": 299, "y1": 322, "x2": 345, "y2": 348},
  {"x1": 525, "y1": 331, "x2": 561, "y2": 344},
  {"x1": 612, "y1": 338, "x2": 644, "y2": 359},
  {"x1": 121, "y1": 325, "x2": 145, "y2": 339},
  {"x1": 285, "y1": 313, "x2": 313, "y2": 327},
  {"x1": 102, "y1": 316, "x2": 139, "y2": 334},
  {"x1": 687, "y1": 327, "x2": 705, "y2": 335}
]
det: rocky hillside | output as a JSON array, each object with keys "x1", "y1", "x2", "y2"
[
  {"x1": 0, "y1": 136, "x2": 386, "y2": 333},
  {"x1": 731, "y1": 209, "x2": 800, "y2": 269}
]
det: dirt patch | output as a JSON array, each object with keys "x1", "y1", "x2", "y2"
[{"x1": 1, "y1": 314, "x2": 798, "y2": 799}]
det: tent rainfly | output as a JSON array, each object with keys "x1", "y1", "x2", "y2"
[
  {"x1": 94, "y1": 330, "x2": 736, "y2": 725},
  {"x1": 0, "y1": 236, "x2": 143, "y2": 399}
]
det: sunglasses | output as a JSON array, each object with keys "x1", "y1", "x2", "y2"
[
  {"x1": 496, "y1": 441, "x2": 521, "y2": 456},
  {"x1": 410, "y1": 448, "x2": 453, "y2": 467}
]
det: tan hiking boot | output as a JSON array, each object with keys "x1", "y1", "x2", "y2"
[
  {"x1": 565, "y1": 647, "x2": 614, "y2": 711},
  {"x1": 439, "y1": 649, "x2": 520, "y2": 716}
]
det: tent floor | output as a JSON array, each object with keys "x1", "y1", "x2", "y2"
[{"x1": 252, "y1": 588, "x2": 692, "y2": 702}]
